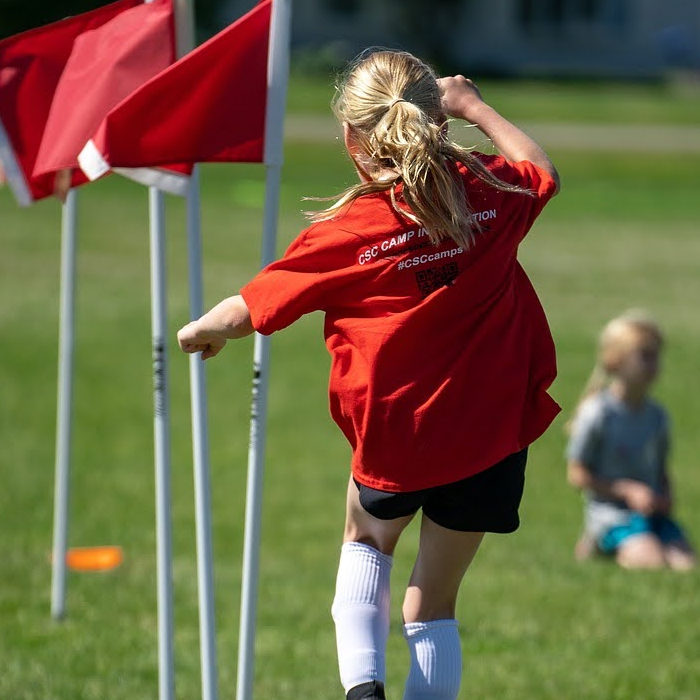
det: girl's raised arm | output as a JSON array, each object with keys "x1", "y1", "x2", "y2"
[{"x1": 438, "y1": 76, "x2": 560, "y2": 194}]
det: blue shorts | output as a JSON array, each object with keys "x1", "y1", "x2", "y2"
[{"x1": 599, "y1": 513, "x2": 686, "y2": 554}]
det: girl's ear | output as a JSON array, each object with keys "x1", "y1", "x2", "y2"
[
  {"x1": 343, "y1": 122, "x2": 372, "y2": 183},
  {"x1": 343, "y1": 122, "x2": 362, "y2": 158}
]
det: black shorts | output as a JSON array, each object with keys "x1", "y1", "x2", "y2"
[{"x1": 354, "y1": 449, "x2": 528, "y2": 533}]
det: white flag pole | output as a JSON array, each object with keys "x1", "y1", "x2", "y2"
[
  {"x1": 149, "y1": 186, "x2": 176, "y2": 700},
  {"x1": 236, "y1": 2, "x2": 291, "y2": 699},
  {"x1": 50, "y1": 188, "x2": 78, "y2": 619},
  {"x1": 186, "y1": 166, "x2": 219, "y2": 700},
  {"x1": 172, "y1": 0, "x2": 220, "y2": 697}
]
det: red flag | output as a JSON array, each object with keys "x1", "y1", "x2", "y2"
[
  {"x1": 79, "y1": 0, "x2": 271, "y2": 190},
  {"x1": 0, "y1": 0, "x2": 142, "y2": 205},
  {"x1": 33, "y1": 0, "x2": 180, "y2": 196}
]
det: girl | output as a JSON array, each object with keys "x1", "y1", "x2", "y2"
[
  {"x1": 567, "y1": 310, "x2": 696, "y2": 571},
  {"x1": 178, "y1": 49, "x2": 560, "y2": 700}
]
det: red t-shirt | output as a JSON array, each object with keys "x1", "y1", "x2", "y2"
[{"x1": 241, "y1": 155, "x2": 560, "y2": 491}]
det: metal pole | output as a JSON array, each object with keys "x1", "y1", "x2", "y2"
[
  {"x1": 173, "y1": 2, "x2": 220, "y2": 698},
  {"x1": 50, "y1": 188, "x2": 78, "y2": 619},
  {"x1": 236, "y1": 2, "x2": 291, "y2": 698},
  {"x1": 186, "y1": 167, "x2": 219, "y2": 700},
  {"x1": 149, "y1": 186, "x2": 176, "y2": 700}
]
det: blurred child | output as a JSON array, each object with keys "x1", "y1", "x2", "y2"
[
  {"x1": 567, "y1": 310, "x2": 695, "y2": 570},
  {"x1": 179, "y1": 49, "x2": 560, "y2": 700}
]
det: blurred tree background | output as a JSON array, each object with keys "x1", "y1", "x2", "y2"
[
  {"x1": 0, "y1": 0, "x2": 463, "y2": 71},
  {"x1": 0, "y1": 0, "x2": 223, "y2": 39},
  {"x1": 2, "y1": 0, "x2": 699, "y2": 80}
]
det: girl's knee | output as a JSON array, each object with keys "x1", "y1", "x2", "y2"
[
  {"x1": 343, "y1": 532, "x2": 393, "y2": 556},
  {"x1": 343, "y1": 477, "x2": 413, "y2": 556},
  {"x1": 616, "y1": 534, "x2": 665, "y2": 569},
  {"x1": 342, "y1": 520, "x2": 408, "y2": 556}
]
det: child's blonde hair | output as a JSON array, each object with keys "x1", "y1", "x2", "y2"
[
  {"x1": 567, "y1": 309, "x2": 664, "y2": 433},
  {"x1": 307, "y1": 48, "x2": 531, "y2": 249}
]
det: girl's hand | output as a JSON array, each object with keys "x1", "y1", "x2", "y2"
[
  {"x1": 176, "y1": 294, "x2": 254, "y2": 360},
  {"x1": 437, "y1": 75, "x2": 486, "y2": 123},
  {"x1": 177, "y1": 321, "x2": 227, "y2": 360},
  {"x1": 654, "y1": 492, "x2": 672, "y2": 515},
  {"x1": 615, "y1": 479, "x2": 657, "y2": 515}
]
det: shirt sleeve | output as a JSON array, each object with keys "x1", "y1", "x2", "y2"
[
  {"x1": 566, "y1": 396, "x2": 605, "y2": 470},
  {"x1": 469, "y1": 154, "x2": 558, "y2": 244},
  {"x1": 502, "y1": 158, "x2": 558, "y2": 200},
  {"x1": 240, "y1": 224, "x2": 358, "y2": 335},
  {"x1": 472, "y1": 153, "x2": 557, "y2": 196}
]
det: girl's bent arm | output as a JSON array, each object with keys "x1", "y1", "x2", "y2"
[
  {"x1": 567, "y1": 459, "x2": 591, "y2": 491},
  {"x1": 177, "y1": 294, "x2": 254, "y2": 360},
  {"x1": 567, "y1": 459, "x2": 658, "y2": 515},
  {"x1": 439, "y1": 76, "x2": 560, "y2": 195}
]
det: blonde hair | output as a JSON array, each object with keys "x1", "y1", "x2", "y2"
[
  {"x1": 307, "y1": 49, "x2": 531, "y2": 249},
  {"x1": 567, "y1": 309, "x2": 664, "y2": 433}
]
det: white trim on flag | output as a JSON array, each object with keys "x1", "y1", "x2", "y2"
[
  {"x1": 0, "y1": 117, "x2": 33, "y2": 206},
  {"x1": 112, "y1": 167, "x2": 189, "y2": 196},
  {"x1": 79, "y1": 139, "x2": 189, "y2": 196},
  {"x1": 77, "y1": 139, "x2": 110, "y2": 181}
]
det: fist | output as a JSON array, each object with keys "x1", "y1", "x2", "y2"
[
  {"x1": 177, "y1": 321, "x2": 227, "y2": 360},
  {"x1": 437, "y1": 75, "x2": 485, "y2": 122}
]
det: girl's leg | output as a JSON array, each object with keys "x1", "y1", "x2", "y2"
[
  {"x1": 402, "y1": 514, "x2": 484, "y2": 700},
  {"x1": 615, "y1": 533, "x2": 665, "y2": 569},
  {"x1": 655, "y1": 516, "x2": 696, "y2": 570},
  {"x1": 402, "y1": 514, "x2": 483, "y2": 623},
  {"x1": 663, "y1": 540, "x2": 696, "y2": 570},
  {"x1": 332, "y1": 477, "x2": 414, "y2": 700},
  {"x1": 574, "y1": 529, "x2": 598, "y2": 561}
]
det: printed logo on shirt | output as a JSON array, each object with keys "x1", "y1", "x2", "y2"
[
  {"x1": 396, "y1": 246, "x2": 464, "y2": 270},
  {"x1": 414, "y1": 263, "x2": 459, "y2": 297},
  {"x1": 355, "y1": 208, "x2": 497, "y2": 270},
  {"x1": 357, "y1": 227, "x2": 430, "y2": 266},
  {"x1": 469, "y1": 208, "x2": 497, "y2": 224}
]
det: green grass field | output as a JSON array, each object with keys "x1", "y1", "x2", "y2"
[{"x1": 1, "y1": 76, "x2": 699, "y2": 700}]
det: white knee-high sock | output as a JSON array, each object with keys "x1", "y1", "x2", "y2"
[
  {"x1": 403, "y1": 619, "x2": 461, "y2": 700},
  {"x1": 331, "y1": 542, "x2": 393, "y2": 693}
]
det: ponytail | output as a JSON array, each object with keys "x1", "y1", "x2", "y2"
[{"x1": 307, "y1": 49, "x2": 531, "y2": 248}]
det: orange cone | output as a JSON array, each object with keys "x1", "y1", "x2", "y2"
[{"x1": 64, "y1": 546, "x2": 124, "y2": 572}]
